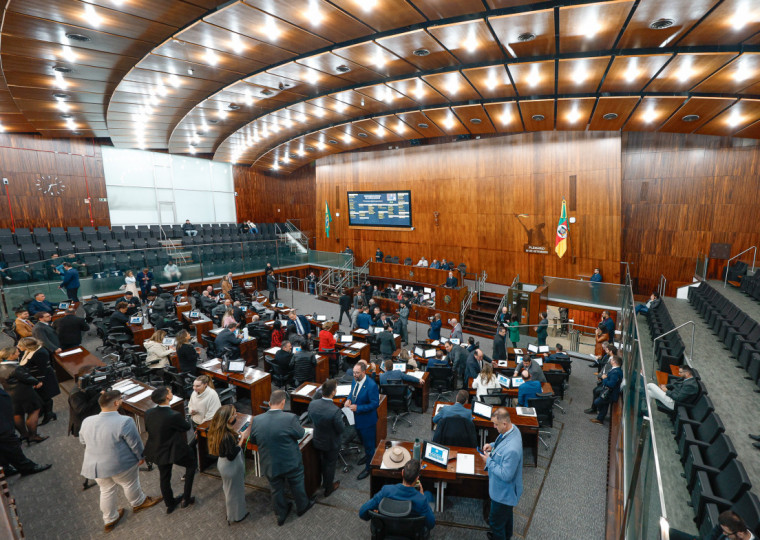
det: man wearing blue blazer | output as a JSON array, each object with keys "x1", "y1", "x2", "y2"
[
  {"x1": 591, "y1": 356, "x2": 623, "y2": 425},
  {"x1": 59, "y1": 262, "x2": 80, "y2": 302},
  {"x1": 345, "y1": 362, "x2": 379, "y2": 480},
  {"x1": 479, "y1": 407, "x2": 523, "y2": 540}
]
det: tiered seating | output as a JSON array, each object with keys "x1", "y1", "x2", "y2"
[
  {"x1": 740, "y1": 272, "x2": 760, "y2": 305},
  {"x1": 688, "y1": 282, "x2": 760, "y2": 391},
  {"x1": 644, "y1": 299, "x2": 686, "y2": 372}
]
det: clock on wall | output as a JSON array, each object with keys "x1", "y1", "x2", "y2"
[{"x1": 35, "y1": 175, "x2": 66, "y2": 196}]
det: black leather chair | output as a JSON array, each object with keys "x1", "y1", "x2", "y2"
[
  {"x1": 369, "y1": 498, "x2": 430, "y2": 540},
  {"x1": 683, "y1": 433, "x2": 737, "y2": 490},
  {"x1": 433, "y1": 415, "x2": 477, "y2": 448},
  {"x1": 698, "y1": 491, "x2": 760, "y2": 539},
  {"x1": 677, "y1": 413, "x2": 725, "y2": 462},
  {"x1": 690, "y1": 459, "x2": 752, "y2": 525},
  {"x1": 381, "y1": 383, "x2": 412, "y2": 433},
  {"x1": 427, "y1": 365, "x2": 454, "y2": 402},
  {"x1": 528, "y1": 393, "x2": 554, "y2": 450},
  {"x1": 265, "y1": 358, "x2": 294, "y2": 390}
]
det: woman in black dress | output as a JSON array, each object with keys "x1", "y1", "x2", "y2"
[
  {"x1": 17, "y1": 337, "x2": 60, "y2": 426},
  {"x1": 175, "y1": 330, "x2": 200, "y2": 375},
  {"x1": 0, "y1": 346, "x2": 46, "y2": 443}
]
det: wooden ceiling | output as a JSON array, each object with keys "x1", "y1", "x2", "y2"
[{"x1": 1, "y1": 0, "x2": 760, "y2": 173}]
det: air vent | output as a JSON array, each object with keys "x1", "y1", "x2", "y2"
[
  {"x1": 208, "y1": 119, "x2": 219, "y2": 124},
  {"x1": 336, "y1": 65, "x2": 351, "y2": 73},
  {"x1": 227, "y1": 103, "x2": 240, "y2": 111},
  {"x1": 328, "y1": 139, "x2": 338, "y2": 144},
  {"x1": 417, "y1": 122, "x2": 429, "y2": 129},
  {"x1": 413, "y1": 48, "x2": 430, "y2": 57},
  {"x1": 602, "y1": 113, "x2": 619, "y2": 120},
  {"x1": 531, "y1": 114, "x2": 545, "y2": 121},
  {"x1": 682, "y1": 114, "x2": 700, "y2": 122},
  {"x1": 65, "y1": 33, "x2": 91, "y2": 42},
  {"x1": 357, "y1": 132, "x2": 368, "y2": 138},
  {"x1": 260, "y1": 89, "x2": 273, "y2": 96},
  {"x1": 649, "y1": 18, "x2": 675, "y2": 30},
  {"x1": 470, "y1": 118, "x2": 482, "y2": 125},
  {"x1": 60, "y1": 114, "x2": 73, "y2": 119},
  {"x1": 517, "y1": 32, "x2": 536, "y2": 42},
  {"x1": 53, "y1": 93, "x2": 69, "y2": 99},
  {"x1": 53, "y1": 66, "x2": 72, "y2": 73}
]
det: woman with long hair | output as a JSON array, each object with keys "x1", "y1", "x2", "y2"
[
  {"x1": 144, "y1": 330, "x2": 173, "y2": 369},
  {"x1": 472, "y1": 362, "x2": 500, "y2": 400},
  {"x1": 175, "y1": 330, "x2": 200, "y2": 375},
  {"x1": 124, "y1": 270, "x2": 141, "y2": 299},
  {"x1": 0, "y1": 346, "x2": 46, "y2": 444},
  {"x1": 17, "y1": 337, "x2": 60, "y2": 426},
  {"x1": 397, "y1": 348, "x2": 418, "y2": 370},
  {"x1": 270, "y1": 320, "x2": 284, "y2": 347},
  {"x1": 594, "y1": 322, "x2": 610, "y2": 357},
  {"x1": 221, "y1": 308, "x2": 236, "y2": 328},
  {"x1": 207, "y1": 405, "x2": 250, "y2": 524}
]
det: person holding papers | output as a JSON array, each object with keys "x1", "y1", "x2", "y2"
[
  {"x1": 345, "y1": 362, "x2": 379, "y2": 480},
  {"x1": 478, "y1": 408, "x2": 523, "y2": 540},
  {"x1": 517, "y1": 371, "x2": 542, "y2": 407},
  {"x1": 307, "y1": 379, "x2": 345, "y2": 497},
  {"x1": 433, "y1": 390, "x2": 473, "y2": 424},
  {"x1": 188, "y1": 375, "x2": 221, "y2": 427}
]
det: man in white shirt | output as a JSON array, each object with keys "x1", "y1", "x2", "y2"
[
  {"x1": 188, "y1": 376, "x2": 221, "y2": 426},
  {"x1": 416, "y1": 257, "x2": 429, "y2": 267}
]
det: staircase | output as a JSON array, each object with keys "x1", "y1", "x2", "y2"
[{"x1": 463, "y1": 291, "x2": 503, "y2": 338}]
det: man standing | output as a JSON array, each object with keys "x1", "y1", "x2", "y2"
[
  {"x1": 307, "y1": 271, "x2": 317, "y2": 295},
  {"x1": 287, "y1": 310, "x2": 312, "y2": 342},
  {"x1": 590, "y1": 268, "x2": 602, "y2": 282},
  {"x1": 465, "y1": 349, "x2": 491, "y2": 386},
  {"x1": 59, "y1": 262, "x2": 80, "y2": 303},
  {"x1": 116, "y1": 291, "x2": 141, "y2": 316},
  {"x1": 32, "y1": 312, "x2": 61, "y2": 354},
  {"x1": 591, "y1": 356, "x2": 623, "y2": 425},
  {"x1": 493, "y1": 327, "x2": 508, "y2": 361},
  {"x1": 398, "y1": 301, "x2": 409, "y2": 345},
  {"x1": 428, "y1": 313, "x2": 442, "y2": 340},
  {"x1": 445, "y1": 341, "x2": 468, "y2": 388},
  {"x1": 12, "y1": 308, "x2": 34, "y2": 339},
  {"x1": 449, "y1": 317, "x2": 463, "y2": 342},
  {"x1": 356, "y1": 307, "x2": 372, "y2": 331},
  {"x1": 346, "y1": 362, "x2": 379, "y2": 480},
  {"x1": 601, "y1": 311, "x2": 615, "y2": 340},
  {"x1": 307, "y1": 379, "x2": 344, "y2": 497},
  {"x1": 52, "y1": 306, "x2": 90, "y2": 349},
  {"x1": 27, "y1": 292, "x2": 55, "y2": 317},
  {"x1": 79, "y1": 390, "x2": 162, "y2": 532},
  {"x1": 144, "y1": 387, "x2": 196, "y2": 514},
  {"x1": 479, "y1": 408, "x2": 523, "y2": 540},
  {"x1": 536, "y1": 312, "x2": 548, "y2": 347},
  {"x1": 250, "y1": 390, "x2": 315, "y2": 525},
  {"x1": 137, "y1": 268, "x2": 154, "y2": 302},
  {"x1": 182, "y1": 219, "x2": 197, "y2": 237},
  {"x1": 266, "y1": 271, "x2": 278, "y2": 303},
  {"x1": 375, "y1": 248, "x2": 384, "y2": 263}
]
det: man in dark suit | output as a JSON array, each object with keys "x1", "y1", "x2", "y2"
[
  {"x1": 377, "y1": 325, "x2": 396, "y2": 359},
  {"x1": 59, "y1": 262, "x2": 81, "y2": 302},
  {"x1": 144, "y1": 387, "x2": 195, "y2": 514},
  {"x1": 444, "y1": 271, "x2": 458, "y2": 288},
  {"x1": 445, "y1": 341, "x2": 468, "y2": 388},
  {"x1": 287, "y1": 310, "x2": 312, "y2": 341},
  {"x1": 272, "y1": 340, "x2": 294, "y2": 374},
  {"x1": 433, "y1": 390, "x2": 473, "y2": 425},
  {"x1": 116, "y1": 292, "x2": 141, "y2": 316},
  {"x1": 591, "y1": 356, "x2": 623, "y2": 425},
  {"x1": 27, "y1": 292, "x2": 55, "y2": 317},
  {"x1": 198, "y1": 291, "x2": 217, "y2": 313},
  {"x1": 292, "y1": 340, "x2": 317, "y2": 387},
  {"x1": 0, "y1": 386, "x2": 51, "y2": 477},
  {"x1": 52, "y1": 306, "x2": 90, "y2": 349},
  {"x1": 464, "y1": 349, "x2": 491, "y2": 385},
  {"x1": 250, "y1": 390, "x2": 315, "y2": 525},
  {"x1": 266, "y1": 272, "x2": 277, "y2": 303},
  {"x1": 137, "y1": 268, "x2": 154, "y2": 302},
  {"x1": 307, "y1": 379, "x2": 345, "y2": 497},
  {"x1": 601, "y1": 311, "x2": 615, "y2": 340},
  {"x1": 492, "y1": 327, "x2": 508, "y2": 361},
  {"x1": 109, "y1": 302, "x2": 130, "y2": 329},
  {"x1": 338, "y1": 290, "x2": 352, "y2": 326},
  {"x1": 215, "y1": 322, "x2": 242, "y2": 358},
  {"x1": 375, "y1": 248, "x2": 383, "y2": 262},
  {"x1": 32, "y1": 312, "x2": 61, "y2": 354},
  {"x1": 232, "y1": 301, "x2": 245, "y2": 325},
  {"x1": 345, "y1": 362, "x2": 379, "y2": 480}
]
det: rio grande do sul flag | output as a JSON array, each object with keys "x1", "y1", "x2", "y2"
[
  {"x1": 325, "y1": 201, "x2": 333, "y2": 238},
  {"x1": 555, "y1": 199, "x2": 568, "y2": 258}
]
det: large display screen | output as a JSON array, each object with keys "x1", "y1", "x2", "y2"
[{"x1": 347, "y1": 191, "x2": 412, "y2": 228}]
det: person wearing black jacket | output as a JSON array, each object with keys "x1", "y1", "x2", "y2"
[
  {"x1": 232, "y1": 302, "x2": 245, "y2": 325},
  {"x1": 338, "y1": 290, "x2": 352, "y2": 326},
  {"x1": 492, "y1": 327, "x2": 508, "y2": 361},
  {"x1": 115, "y1": 292, "x2": 140, "y2": 315},
  {"x1": 17, "y1": 337, "x2": 60, "y2": 426},
  {"x1": 215, "y1": 323, "x2": 242, "y2": 358},
  {"x1": 145, "y1": 387, "x2": 196, "y2": 514},
  {"x1": 308, "y1": 379, "x2": 344, "y2": 496},
  {"x1": 272, "y1": 341, "x2": 294, "y2": 377},
  {"x1": 32, "y1": 312, "x2": 61, "y2": 355},
  {"x1": 266, "y1": 272, "x2": 278, "y2": 303},
  {"x1": 0, "y1": 347, "x2": 45, "y2": 444},
  {"x1": 109, "y1": 302, "x2": 130, "y2": 328},
  {"x1": 0, "y1": 384, "x2": 51, "y2": 477},
  {"x1": 292, "y1": 342, "x2": 317, "y2": 387},
  {"x1": 53, "y1": 307, "x2": 90, "y2": 349},
  {"x1": 175, "y1": 330, "x2": 199, "y2": 375},
  {"x1": 646, "y1": 365, "x2": 700, "y2": 410},
  {"x1": 378, "y1": 325, "x2": 396, "y2": 360}
]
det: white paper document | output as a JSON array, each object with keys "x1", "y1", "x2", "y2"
[
  {"x1": 201, "y1": 359, "x2": 220, "y2": 368},
  {"x1": 516, "y1": 407, "x2": 537, "y2": 417},
  {"x1": 296, "y1": 384, "x2": 317, "y2": 396},
  {"x1": 408, "y1": 370, "x2": 425, "y2": 380},
  {"x1": 354, "y1": 328, "x2": 368, "y2": 334},
  {"x1": 111, "y1": 379, "x2": 132, "y2": 390},
  {"x1": 513, "y1": 349, "x2": 523, "y2": 354},
  {"x1": 431, "y1": 340, "x2": 440, "y2": 346},
  {"x1": 169, "y1": 395, "x2": 182, "y2": 405},
  {"x1": 210, "y1": 328, "x2": 223, "y2": 335},
  {"x1": 351, "y1": 342, "x2": 367, "y2": 349},
  {"x1": 342, "y1": 406, "x2": 355, "y2": 425},
  {"x1": 121, "y1": 385, "x2": 142, "y2": 396},
  {"x1": 265, "y1": 347, "x2": 281, "y2": 354},
  {"x1": 456, "y1": 454, "x2": 475, "y2": 475},
  {"x1": 335, "y1": 384, "x2": 351, "y2": 397},
  {"x1": 127, "y1": 390, "x2": 152, "y2": 403},
  {"x1": 58, "y1": 348, "x2": 83, "y2": 357}
]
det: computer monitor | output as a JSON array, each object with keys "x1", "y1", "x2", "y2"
[
  {"x1": 162, "y1": 337, "x2": 176, "y2": 347},
  {"x1": 450, "y1": 338, "x2": 461, "y2": 345},
  {"x1": 189, "y1": 311, "x2": 200, "y2": 318},
  {"x1": 497, "y1": 374, "x2": 511, "y2": 388},
  {"x1": 511, "y1": 377, "x2": 524, "y2": 387},
  {"x1": 538, "y1": 345, "x2": 550, "y2": 353},
  {"x1": 472, "y1": 401, "x2": 493, "y2": 419},
  {"x1": 225, "y1": 360, "x2": 245, "y2": 373},
  {"x1": 424, "y1": 349, "x2": 436, "y2": 358},
  {"x1": 423, "y1": 287, "x2": 432, "y2": 294},
  {"x1": 374, "y1": 327, "x2": 383, "y2": 334},
  {"x1": 423, "y1": 441, "x2": 449, "y2": 467},
  {"x1": 316, "y1": 315, "x2": 326, "y2": 321},
  {"x1": 414, "y1": 347, "x2": 424, "y2": 357},
  {"x1": 58, "y1": 302, "x2": 70, "y2": 310},
  {"x1": 129, "y1": 316, "x2": 143, "y2": 325},
  {"x1": 340, "y1": 335, "x2": 353, "y2": 343},
  {"x1": 240, "y1": 306, "x2": 248, "y2": 312},
  {"x1": 533, "y1": 357, "x2": 543, "y2": 366},
  {"x1": 276, "y1": 303, "x2": 284, "y2": 308},
  {"x1": 527, "y1": 344, "x2": 538, "y2": 353},
  {"x1": 393, "y1": 362, "x2": 407, "y2": 372}
]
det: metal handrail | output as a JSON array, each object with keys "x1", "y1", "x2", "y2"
[
  {"x1": 511, "y1": 274, "x2": 519, "y2": 288},
  {"x1": 724, "y1": 246, "x2": 757, "y2": 288},
  {"x1": 658, "y1": 274, "x2": 667, "y2": 297},
  {"x1": 476, "y1": 270, "x2": 487, "y2": 301},
  {"x1": 460, "y1": 290, "x2": 474, "y2": 322},
  {"x1": 652, "y1": 321, "x2": 696, "y2": 370}
]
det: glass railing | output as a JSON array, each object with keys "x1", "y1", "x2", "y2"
[
  {"x1": 695, "y1": 252, "x2": 709, "y2": 280},
  {"x1": 0, "y1": 240, "x2": 352, "y2": 318},
  {"x1": 543, "y1": 276, "x2": 627, "y2": 309}
]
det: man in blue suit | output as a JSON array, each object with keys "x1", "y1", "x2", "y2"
[
  {"x1": 356, "y1": 307, "x2": 372, "y2": 330},
  {"x1": 345, "y1": 362, "x2": 379, "y2": 480},
  {"x1": 59, "y1": 262, "x2": 80, "y2": 302},
  {"x1": 428, "y1": 314, "x2": 442, "y2": 340},
  {"x1": 27, "y1": 292, "x2": 55, "y2": 317},
  {"x1": 591, "y1": 356, "x2": 622, "y2": 425},
  {"x1": 287, "y1": 310, "x2": 312, "y2": 342},
  {"x1": 517, "y1": 370, "x2": 542, "y2": 407},
  {"x1": 433, "y1": 390, "x2": 472, "y2": 425},
  {"x1": 479, "y1": 408, "x2": 523, "y2": 540}
]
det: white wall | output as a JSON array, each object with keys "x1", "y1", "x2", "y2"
[{"x1": 102, "y1": 147, "x2": 236, "y2": 226}]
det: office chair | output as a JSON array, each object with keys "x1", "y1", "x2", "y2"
[
  {"x1": 163, "y1": 368, "x2": 195, "y2": 399},
  {"x1": 544, "y1": 371, "x2": 568, "y2": 414},
  {"x1": 265, "y1": 358, "x2": 294, "y2": 391},
  {"x1": 369, "y1": 498, "x2": 430, "y2": 540},
  {"x1": 527, "y1": 393, "x2": 555, "y2": 450},
  {"x1": 2, "y1": 327, "x2": 18, "y2": 345},
  {"x1": 427, "y1": 365, "x2": 455, "y2": 402},
  {"x1": 433, "y1": 416, "x2": 477, "y2": 448},
  {"x1": 338, "y1": 418, "x2": 362, "y2": 473},
  {"x1": 381, "y1": 383, "x2": 412, "y2": 432}
]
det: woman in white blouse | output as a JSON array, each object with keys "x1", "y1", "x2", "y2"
[
  {"x1": 144, "y1": 330, "x2": 173, "y2": 369},
  {"x1": 124, "y1": 270, "x2": 141, "y2": 298},
  {"x1": 188, "y1": 375, "x2": 222, "y2": 426},
  {"x1": 472, "y1": 362, "x2": 500, "y2": 400}
]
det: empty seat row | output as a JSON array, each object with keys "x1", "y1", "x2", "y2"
[
  {"x1": 740, "y1": 272, "x2": 760, "y2": 306},
  {"x1": 644, "y1": 300, "x2": 686, "y2": 372}
]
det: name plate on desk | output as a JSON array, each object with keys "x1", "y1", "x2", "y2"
[{"x1": 59, "y1": 348, "x2": 83, "y2": 357}]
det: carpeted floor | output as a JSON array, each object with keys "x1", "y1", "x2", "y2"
[{"x1": 0, "y1": 290, "x2": 608, "y2": 539}]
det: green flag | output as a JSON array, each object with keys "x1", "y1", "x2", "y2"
[{"x1": 325, "y1": 201, "x2": 333, "y2": 238}]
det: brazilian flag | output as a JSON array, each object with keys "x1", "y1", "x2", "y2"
[{"x1": 325, "y1": 201, "x2": 333, "y2": 238}]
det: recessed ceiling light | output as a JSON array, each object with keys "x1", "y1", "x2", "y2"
[
  {"x1": 187, "y1": 68, "x2": 194, "y2": 75},
  {"x1": 305, "y1": 146, "x2": 315, "y2": 152},
  {"x1": 328, "y1": 139, "x2": 338, "y2": 144},
  {"x1": 649, "y1": 18, "x2": 675, "y2": 30},
  {"x1": 682, "y1": 114, "x2": 700, "y2": 122},
  {"x1": 357, "y1": 132, "x2": 368, "y2": 138},
  {"x1": 532, "y1": 114, "x2": 545, "y2": 121},
  {"x1": 60, "y1": 113, "x2": 73, "y2": 119},
  {"x1": 413, "y1": 48, "x2": 430, "y2": 57},
  {"x1": 517, "y1": 32, "x2": 536, "y2": 42},
  {"x1": 289, "y1": 153, "x2": 298, "y2": 159},
  {"x1": 228, "y1": 103, "x2": 240, "y2": 111},
  {"x1": 189, "y1": 142, "x2": 198, "y2": 147},
  {"x1": 417, "y1": 122, "x2": 429, "y2": 129},
  {"x1": 65, "y1": 33, "x2": 91, "y2": 42},
  {"x1": 261, "y1": 89, "x2": 273, "y2": 96},
  {"x1": 53, "y1": 65, "x2": 72, "y2": 73},
  {"x1": 208, "y1": 119, "x2": 219, "y2": 125},
  {"x1": 53, "y1": 93, "x2": 69, "y2": 99},
  {"x1": 470, "y1": 118, "x2": 482, "y2": 125},
  {"x1": 336, "y1": 65, "x2": 351, "y2": 73},
  {"x1": 603, "y1": 113, "x2": 618, "y2": 120}
]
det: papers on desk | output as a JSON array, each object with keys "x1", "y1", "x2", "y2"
[
  {"x1": 335, "y1": 384, "x2": 351, "y2": 397},
  {"x1": 516, "y1": 407, "x2": 537, "y2": 417},
  {"x1": 201, "y1": 359, "x2": 220, "y2": 368},
  {"x1": 497, "y1": 360, "x2": 509, "y2": 367},
  {"x1": 126, "y1": 390, "x2": 152, "y2": 403},
  {"x1": 177, "y1": 302, "x2": 189, "y2": 306},
  {"x1": 354, "y1": 328, "x2": 368, "y2": 334},
  {"x1": 296, "y1": 384, "x2": 317, "y2": 396},
  {"x1": 210, "y1": 328, "x2": 223, "y2": 335},
  {"x1": 58, "y1": 348, "x2": 83, "y2": 357},
  {"x1": 351, "y1": 342, "x2": 367, "y2": 349},
  {"x1": 456, "y1": 454, "x2": 475, "y2": 475},
  {"x1": 408, "y1": 370, "x2": 425, "y2": 380},
  {"x1": 265, "y1": 347, "x2": 281, "y2": 354},
  {"x1": 316, "y1": 315, "x2": 327, "y2": 321},
  {"x1": 122, "y1": 385, "x2": 142, "y2": 396},
  {"x1": 111, "y1": 379, "x2": 133, "y2": 391},
  {"x1": 169, "y1": 395, "x2": 182, "y2": 405},
  {"x1": 513, "y1": 349, "x2": 523, "y2": 355},
  {"x1": 430, "y1": 340, "x2": 440, "y2": 346},
  {"x1": 434, "y1": 403, "x2": 447, "y2": 416},
  {"x1": 341, "y1": 406, "x2": 355, "y2": 426}
]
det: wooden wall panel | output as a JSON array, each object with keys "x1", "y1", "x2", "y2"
[
  {"x1": 0, "y1": 133, "x2": 108, "y2": 230},
  {"x1": 314, "y1": 131, "x2": 623, "y2": 286},
  {"x1": 233, "y1": 164, "x2": 317, "y2": 240},
  {"x1": 622, "y1": 132, "x2": 760, "y2": 295}
]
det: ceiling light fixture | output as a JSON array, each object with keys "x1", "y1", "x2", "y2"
[
  {"x1": 501, "y1": 111, "x2": 512, "y2": 124},
  {"x1": 682, "y1": 114, "x2": 700, "y2": 122},
  {"x1": 734, "y1": 64, "x2": 752, "y2": 82},
  {"x1": 532, "y1": 114, "x2": 545, "y2": 121},
  {"x1": 61, "y1": 45, "x2": 77, "y2": 63},
  {"x1": 305, "y1": 70, "x2": 319, "y2": 85},
  {"x1": 263, "y1": 17, "x2": 281, "y2": 40},
  {"x1": 527, "y1": 65, "x2": 541, "y2": 88},
  {"x1": 730, "y1": 4, "x2": 750, "y2": 30},
  {"x1": 298, "y1": 113, "x2": 307, "y2": 123},
  {"x1": 414, "y1": 79, "x2": 426, "y2": 98},
  {"x1": 396, "y1": 122, "x2": 406, "y2": 133},
  {"x1": 446, "y1": 79, "x2": 459, "y2": 95},
  {"x1": 65, "y1": 33, "x2": 91, "y2": 42},
  {"x1": 56, "y1": 101, "x2": 71, "y2": 112},
  {"x1": 567, "y1": 107, "x2": 580, "y2": 123},
  {"x1": 676, "y1": 60, "x2": 693, "y2": 82},
  {"x1": 643, "y1": 107, "x2": 657, "y2": 123},
  {"x1": 84, "y1": 4, "x2": 103, "y2": 28},
  {"x1": 54, "y1": 71, "x2": 68, "y2": 90},
  {"x1": 272, "y1": 163, "x2": 280, "y2": 171},
  {"x1": 373, "y1": 52, "x2": 386, "y2": 69},
  {"x1": 603, "y1": 113, "x2": 619, "y2": 120},
  {"x1": 624, "y1": 58, "x2": 639, "y2": 83},
  {"x1": 230, "y1": 35, "x2": 245, "y2": 55},
  {"x1": 517, "y1": 32, "x2": 536, "y2": 42},
  {"x1": 336, "y1": 65, "x2": 351, "y2": 73},
  {"x1": 444, "y1": 114, "x2": 455, "y2": 129},
  {"x1": 205, "y1": 49, "x2": 218, "y2": 66},
  {"x1": 728, "y1": 109, "x2": 743, "y2": 127},
  {"x1": 572, "y1": 64, "x2": 587, "y2": 84},
  {"x1": 462, "y1": 34, "x2": 478, "y2": 53},
  {"x1": 65, "y1": 117, "x2": 77, "y2": 130},
  {"x1": 485, "y1": 72, "x2": 499, "y2": 91},
  {"x1": 305, "y1": 1, "x2": 323, "y2": 25},
  {"x1": 359, "y1": 0, "x2": 377, "y2": 12},
  {"x1": 581, "y1": 20, "x2": 601, "y2": 39}
]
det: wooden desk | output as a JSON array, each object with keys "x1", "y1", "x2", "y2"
[
  {"x1": 53, "y1": 346, "x2": 105, "y2": 383},
  {"x1": 127, "y1": 321, "x2": 155, "y2": 351},
  {"x1": 370, "y1": 439, "x2": 488, "y2": 512},
  {"x1": 467, "y1": 379, "x2": 553, "y2": 401},
  {"x1": 119, "y1": 377, "x2": 185, "y2": 427},
  {"x1": 372, "y1": 370, "x2": 431, "y2": 413},
  {"x1": 199, "y1": 359, "x2": 271, "y2": 415},
  {"x1": 51, "y1": 302, "x2": 81, "y2": 322},
  {"x1": 336, "y1": 341, "x2": 370, "y2": 364},
  {"x1": 194, "y1": 412, "x2": 320, "y2": 497},
  {"x1": 507, "y1": 347, "x2": 556, "y2": 360},
  {"x1": 493, "y1": 360, "x2": 564, "y2": 374},
  {"x1": 305, "y1": 315, "x2": 336, "y2": 333},
  {"x1": 206, "y1": 329, "x2": 259, "y2": 367},
  {"x1": 290, "y1": 382, "x2": 388, "y2": 444},
  {"x1": 176, "y1": 302, "x2": 192, "y2": 319},
  {"x1": 182, "y1": 312, "x2": 213, "y2": 346},
  {"x1": 355, "y1": 330, "x2": 403, "y2": 351},
  {"x1": 261, "y1": 348, "x2": 329, "y2": 383},
  {"x1": 369, "y1": 262, "x2": 452, "y2": 287}
]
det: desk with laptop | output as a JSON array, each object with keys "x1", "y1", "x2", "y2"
[
  {"x1": 51, "y1": 301, "x2": 80, "y2": 322},
  {"x1": 206, "y1": 326, "x2": 259, "y2": 367},
  {"x1": 466, "y1": 375, "x2": 553, "y2": 406},
  {"x1": 373, "y1": 362, "x2": 431, "y2": 413},
  {"x1": 182, "y1": 310, "x2": 213, "y2": 346},
  {"x1": 126, "y1": 314, "x2": 154, "y2": 351},
  {"x1": 335, "y1": 334, "x2": 371, "y2": 364},
  {"x1": 198, "y1": 358, "x2": 271, "y2": 415}
]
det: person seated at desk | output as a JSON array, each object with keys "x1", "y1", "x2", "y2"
[
  {"x1": 188, "y1": 375, "x2": 221, "y2": 426},
  {"x1": 53, "y1": 306, "x2": 89, "y2": 349},
  {"x1": 430, "y1": 259, "x2": 441, "y2": 269},
  {"x1": 270, "y1": 320, "x2": 284, "y2": 347},
  {"x1": 590, "y1": 267, "x2": 603, "y2": 283},
  {"x1": 27, "y1": 292, "x2": 55, "y2": 317},
  {"x1": 287, "y1": 310, "x2": 312, "y2": 342},
  {"x1": 377, "y1": 325, "x2": 396, "y2": 360},
  {"x1": 116, "y1": 291, "x2": 141, "y2": 316},
  {"x1": 427, "y1": 349, "x2": 450, "y2": 368},
  {"x1": 427, "y1": 313, "x2": 442, "y2": 341},
  {"x1": 440, "y1": 259, "x2": 451, "y2": 271},
  {"x1": 356, "y1": 307, "x2": 372, "y2": 331},
  {"x1": 473, "y1": 362, "x2": 500, "y2": 400},
  {"x1": 175, "y1": 330, "x2": 200, "y2": 376},
  {"x1": 212, "y1": 299, "x2": 231, "y2": 325},
  {"x1": 13, "y1": 308, "x2": 34, "y2": 339},
  {"x1": 515, "y1": 356, "x2": 546, "y2": 384},
  {"x1": 646, "y1": 364, "x2": 699, "y2": 411},
  {"x1": 292, "y1": 338, "x2": 317, "y2": 387},
  {"x1": 344, "y1": 246, "x2": 353, "y2": 255},
  {"x1": 397, "y1": 349, "x2": 418, "y2": 370},
  {"x1": 272, "y1": 340, "x2": 294, "y2": 374},
  {"x1": 145, "y1": 330, "x2": 173, "y2": 370},
  {"x1": 182, "y1": 219, "x2": 197, "y2": 237},
  {"x1": 199, "y1": 290, "x2": 217, "y2": 313},
  {"x1": 215, "y1": 322, "x2": 242, "y2": 358},
  {"x1": 547, "y1": 343, "x2": 570, "y2": 363},
  {"x1": 108, "y1": 302, "x2": 130, "y2": 329},
  {"x1": 517, "y1": 370, "x2": 542, "y2": 407},
  {"x1": 379, "y1": 360, "x2": 417, "y2": 390},
  {"x1": 359, "y1": 459, "x2": 435, "y2": 531},
  {"x1": 433, "y1": 390, "x2": 472, "y2": 425},
  {"x1": 416, "y1": 257, "x2": 428, "y2": 267},
  {"x1": 146, "y1": 291, "x2": 169, "y2": 318}
]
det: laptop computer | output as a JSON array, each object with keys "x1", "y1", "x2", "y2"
[
  {"x1": 129, "y1": 316, "x2": 143, "y2": 325},
  {"x1": 414, "y1": 347, "x2": 424, "y2": 357},
  {"x1": 189, "y1": 311, "x2": 200, "y2": 318},
  {"x1": 162, "y1": 337, "x2": 176, "y2": 347},
  {"x1": 527, "y1": 344, "x2": 539, "y2": 353},
  {"x1": 423, "y1": 441, "x2": 450, "y2": 468},
  {"x1": 224, "y1": 359, "x2": 246, "y2": 373},
  {"x1": 276, "y1": 303, "x2": 284, "y2": 308},
  {"x1": 538, "y1": 345, "x2": 550, "y2": 353},
  {"x1": 511, "y1": 377, "x2": 525, "y2": 388},
  {"x1": 393, "y1": 362, "x2": 407, "y2": 372},
  {"x1": 472, "y1": 401, "x2": 493, "y2": 419},
  {"x1": 424, "y1": 349, "x2": 436, "y2": 358},
  {"x1": 58, "y1": 302, "x2": 70, "y2": 310},
  {"x1": 497, "y1": 374, "x2": 511, "y2": 388},
  {"x1": 340, "y1": 335, "x2": 353, "y2": 343}
]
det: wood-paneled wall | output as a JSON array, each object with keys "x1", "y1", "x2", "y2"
[
  {"x1": 233, "y1": 164, "x2": 316, "y2": 240},
  {"x1": 0, "y1": 134, "x2": 109, "y2": 230},
  {"x1": 621, "y1": 132, "x2": 760, "y2": 295},
  {"x1": 314, "y1": 131, "x2": 623, "y2": 287}
]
